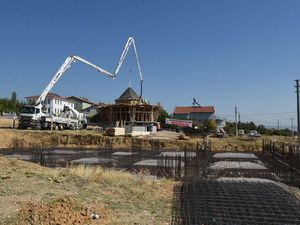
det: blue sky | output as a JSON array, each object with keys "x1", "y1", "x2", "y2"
[{"x1": 0, "y1": 0, "x2": 300, "y2": 127}]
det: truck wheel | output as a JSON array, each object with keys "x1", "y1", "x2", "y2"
[
  {"x1": 18, "y1": 125, "x2": 27, "y2": 129},
  {"x1": 34, "y1": 122, "x2": 41, "y2": 130},
  {"x1": 73, "y1": 124, "x2": 78, "y2": 130},
  {"x1": 59, "y1": 124, "x2": 64, "y2": 130}
]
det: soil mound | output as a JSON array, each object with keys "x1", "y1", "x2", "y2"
[{"x1": 17, "y1": 197, "x2": 104, "y2": 225}]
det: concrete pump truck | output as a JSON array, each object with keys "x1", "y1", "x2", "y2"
[{"x1": 19, "y1": 37, "x2": 143, "y2": 130}]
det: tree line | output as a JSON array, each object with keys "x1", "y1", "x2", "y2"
[
  {"x1": 0, "y1": 91, "x2": 26, "y2": 115},
  {"x1": 225, "y1": 121, "x2": 293, "y2": 136}
]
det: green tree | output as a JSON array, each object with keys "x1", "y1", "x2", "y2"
[
  {"x1": 224, "y1": 121, "x2": 235, "y2": 134},
  {"x1": 202, "y1": 119, "x2": 217, "y2": 133},
  {"x1": 257, "y1": 124, "x2": 268, "y2": 135},
  {"x1": 207, "y1": 119, "x2": 217, "y2": 132},
  {"x1": 11, "y1": 91, "x2": 17, "y2": 104},
  {"x1": 158, "y1": 106, "x2": 169, "y2": 124}
]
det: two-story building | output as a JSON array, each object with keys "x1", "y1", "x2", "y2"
[{"x1": 25, "y1": 93, "x2": 75, "y2": 115}]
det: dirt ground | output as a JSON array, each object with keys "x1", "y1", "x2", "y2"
[
  {"x1": 0, "y1": 117, "x2": 17, "y2": 128},
  {"x1": 0, "y1": 128, "x2": 265, "y2": 151},
  {"x1": 0, "y1": 157, "x2": 175, "y2": 225},
  {"x1": 0, "y1": 116, "x2": 267, "y2": 151}
]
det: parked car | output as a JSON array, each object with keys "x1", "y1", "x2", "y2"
[
  {"x1": 248, "y1": 130, "x2": 261, "y2": 138},
  {"x1": 238, "y1": 129, "x2": 245, "y2": 136}
]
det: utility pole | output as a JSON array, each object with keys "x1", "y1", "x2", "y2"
[
  {"x1": 238, "y1": 112, "x2": 241, "y2": 124},
  {"x1": 235, "y1": 107, "x2": 238, "y2": 136},
  {"x1": 290, "y1": 118, "x2": 294, "y2": 137},
  {"x1": 295, "y1": 80, "x2": 300, "y2": 141}
]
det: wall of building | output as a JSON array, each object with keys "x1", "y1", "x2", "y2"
[
  {"x1": 189, "y1": 112, "x2": 215, "y2": 121},
  {"x1": 67, "y1": 98, "x2": 92, "y2": 111},
  {"x1": 48, "y1": 98, "x2": 74, "y2": 115},
  {"x1": 68, "y1": 99, "x2": 82, "y2": 111},
  {"x1": 26, "y1": 97, "x2": 74, "y2": 115},
  {"x1": 173, "y1": 114, "x2": 190, "y2": 120},
  {"x1": 82, "y1": 102, "x2": 92, "y2": 110},
  {"x1": 82, "y1": 107, "x2": 98, "y2": 120},
  {"x1": 174, "y1": 112, "x2": 215, "y2": 122}
]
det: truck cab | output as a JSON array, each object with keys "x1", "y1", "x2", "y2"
[{"x1": 18, "y1": 105, "x2": 45, "y2": 129}]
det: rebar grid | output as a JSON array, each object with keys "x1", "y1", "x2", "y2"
[{"x1": 173, "y1": 178, "x2": 300, "y2": 225}]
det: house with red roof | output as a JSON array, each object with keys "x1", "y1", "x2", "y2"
[{"x1": 173, "y1": 106, "x2": 215, "y2": 122}]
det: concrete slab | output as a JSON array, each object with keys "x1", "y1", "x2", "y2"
[
  {"x1": 52, "y1": 150, "x2": 95, "y2": 154},
  {"x1": 213, "y1": 152, "x2": 258, "y2": 159},
  {"x1": 209, "y1": 161, "x2": 267, "y2": 170},
  {"x1": 71, "y1": 157, "x2": 116, "y2": 164},
  {"x1": 134, "y1": 159, "x2": 185, "y2": 167},
  {"x1": 159, "y1": 151, "x2": 196, "y2": 157},
  {"x1": 5, "y1": 154, "x2": 32, "y2": 161},
  {"x1": 112, "y1": 152, "x2": 139, "y2": 156},
  {"x1": 134, "y1": 159, "x2": 158, "y2": 166}
]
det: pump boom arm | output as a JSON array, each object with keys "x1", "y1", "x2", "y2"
[
  {"x1": 36, "y1": 36, "x2": 143, "y2": 106},
  {"x1": 114, "y1": 37, "x2": 143, "y2": 97},
  {"x1": 36, "y1": 55, "x2": 114, "y2": 106}
]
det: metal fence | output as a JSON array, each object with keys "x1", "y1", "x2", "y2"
[
  {"x1": 172, "y1": 177, "x2": 300, "y2": 225},
  {"x1": 262, "y1": 139, "x2": 300, "y2": 187},
  {"x1": 171, "y1": 140, "x2": 300, "y2": 225}
]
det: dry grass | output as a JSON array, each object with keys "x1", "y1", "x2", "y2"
[
  {"x1": 209, "y1": 136, "x2": 262, "y2": 151},
  {"x1": 66, "y1": 164, "x2": 137, "y2": 187},
  {"x1": 0, "y1": 157, "x2": 176, "y2": 225}
]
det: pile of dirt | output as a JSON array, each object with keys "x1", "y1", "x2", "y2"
[{"x1": 17, "y1": 197, "x2": 105, "y2": 225}]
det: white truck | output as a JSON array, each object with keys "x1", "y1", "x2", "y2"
[
  {"x1": 18, "y1": 55, "x2": 115, "y2": 130},
  {"x1": 19, "y1": 37, "x2": 143, "y2": 130}
]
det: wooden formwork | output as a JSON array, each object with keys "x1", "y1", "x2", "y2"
[{"x1": 97, "y1": 103, "x2": 160, "y2": 127}]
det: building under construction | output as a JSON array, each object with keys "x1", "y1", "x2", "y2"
[{"x1": 98, "y1": 87, "x2": 160, "y2": 135}]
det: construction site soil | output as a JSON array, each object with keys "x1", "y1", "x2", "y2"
[
  {"x1": 1, "y1": 124, "x2": 300, "y2": 224},
  {"x1": 0, "y1": 157, "x2": 175, "y2": 225},
  {"x1": 0, "y1": 129, "x2": 263, "y2": 152}
]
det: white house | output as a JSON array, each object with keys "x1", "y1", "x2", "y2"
[{"x1": 25, "y1": 93, "x2": 75, "y2": 115}]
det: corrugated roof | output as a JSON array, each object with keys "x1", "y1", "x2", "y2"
[
  {"x1": 173, "y1": 106, "x2": 215, "y2": 114},
  {"x1": 117, "y1": 87, "x2": 139, "y2": 100}
]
